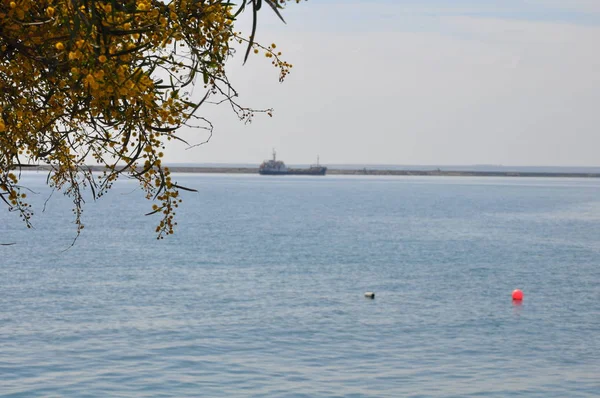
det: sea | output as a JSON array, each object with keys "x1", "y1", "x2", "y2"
[{"x1": 1, "y1": 172, "x2": 599, "y2": 397}]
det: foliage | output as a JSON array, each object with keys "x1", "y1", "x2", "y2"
[{"x1": 0, "y1": 0, "x2": 298, "y2": 239}]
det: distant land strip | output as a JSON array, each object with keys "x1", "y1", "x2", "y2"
[{"x1": 18, "y1": 165, "x2": 600, "y2": 178}]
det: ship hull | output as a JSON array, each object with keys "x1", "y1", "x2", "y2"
[
  {"x1": 258, "y1": 170, "x2": 289, "y2": 175},
  {"x1": 259, "y1": 167, "x2": 327, "y2": 176}
]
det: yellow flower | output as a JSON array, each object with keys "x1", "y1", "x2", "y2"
[
  {"x1": 9, "y1": 2, "x2": 16, "y2": 9},
  {"x1": 46, "y1": 7, "x2": 55, "y2": 17},
  {"x1": 98, "y1": 55, "x2": 107, "y2": 63},
  {"x1": 94, "y1": 70, "x2": 105, "y2": 80},
  {"x1": 55, "y1": 42, "x2": 64, "y2": 50}
]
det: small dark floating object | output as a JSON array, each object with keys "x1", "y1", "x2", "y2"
[{"x1": 364, "y1": 292, "x2": 375, "y2": 299}]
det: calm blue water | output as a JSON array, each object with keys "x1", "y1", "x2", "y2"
[{"x1": 1, "y1": 173, "x2": 600, "y2": 397}]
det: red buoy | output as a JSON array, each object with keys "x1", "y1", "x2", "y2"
[{"x1": 512, "y1": 289, "x2": 524, "y2": 301}]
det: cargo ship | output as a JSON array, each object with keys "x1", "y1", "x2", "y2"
[{"x1": 259, "y1": 150, "x2": 327, "y2": 176}]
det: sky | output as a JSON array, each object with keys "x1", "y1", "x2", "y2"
[{"x1": 162, "y1": 0, "x2": 600, "y2": 166}]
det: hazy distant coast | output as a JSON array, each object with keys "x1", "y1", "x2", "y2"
[{"x1": 21, "y1": 165, "x2": 600, "y2": 178}]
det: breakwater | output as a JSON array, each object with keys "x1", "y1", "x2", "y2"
[{"x1": 326, "y1": 169, "x2": 600, "y2": 178}]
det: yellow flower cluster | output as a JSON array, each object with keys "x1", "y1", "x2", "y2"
[{"x1": 0, "y1": 0, "x2": 300, "y2": 238}]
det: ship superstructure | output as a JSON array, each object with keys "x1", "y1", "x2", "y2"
[{"x1": 258, "y1": 149, "x2": 289, "y2": 175}]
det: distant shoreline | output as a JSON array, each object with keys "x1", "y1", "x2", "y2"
[{"x1": 19, "y1": 165, "x2": 600, "y2": 178}]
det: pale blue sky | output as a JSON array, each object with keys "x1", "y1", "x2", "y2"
[{"x1": 163, "y1": 0, "x2": 600, "y2": 166}]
